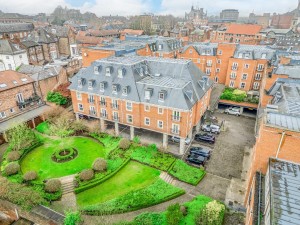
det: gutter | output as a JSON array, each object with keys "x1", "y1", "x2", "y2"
[{"x1": 275, "y1": 131, "x2": 285, "y2": 158}]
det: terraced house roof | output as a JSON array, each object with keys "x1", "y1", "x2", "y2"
[{"x1": 69, "y1": 56, "x2": 212, "y2": 110}]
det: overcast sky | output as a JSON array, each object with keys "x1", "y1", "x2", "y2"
[{"x1": 0, "y1": 0, "x2": 298, "y2": 17}]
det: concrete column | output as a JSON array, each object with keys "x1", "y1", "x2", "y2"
[
  {"x1": 188, "y1": 130, "x2": 193, "y2": 140},
  {"x1": 240, "y1": 107, "x2": 244, "y2": 114},
  {"x1": 115, "y1": 122, "x2": 119, "y2": 136},
  {"x1": 179, "y1": 138, "x2": 185, "y2": 155},
  {"x1": 100, "y1": 118, "x2": 105, "y2": 132},
  {"x1": 196, "y1": 121, "x2": 201, "y2": 133},
  {"x1": 163, "y1": 133, "x2": 168, "y2": 149},
  {"x1": 130, "y1": 126, "x2": 135, "y2": 140},
  {"x1": 75, "y1": 113, "x2": 79, "y2": 121},
  {"x1": 3, "y1": 131, "x2": 8, "y2": 142},
  {"x1": 32, "y1": 118, "x2": 36, "y2": 128}
]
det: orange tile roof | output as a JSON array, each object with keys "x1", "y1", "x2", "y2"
[
  {"x1": 121, "y1": 29, "x2": 144, "y2": 36},
  {"x1": 225, "y1": 24, "x2": 262, "y2": 35},
  {"x1": 0, "y1": 70, "x2": 34, "y2": 91},
  {"x1": 76, "y1": 35, "x2": 104, "y2": 45}
]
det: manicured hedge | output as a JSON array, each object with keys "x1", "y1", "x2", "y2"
[
  {"x1": 75, "y1": 158, "x2": 130, "y2": 194},
  {"x1": 36, "y1": 121, "x2": 51, "y2": 134},
  {"x1": 169, "y1": 160, "x2": 206, "y2": 185},
  {"x1": 81, "y1": 179, "x2": 185, "y2": 215},
  {"x1": 53, "y1": 148, "x2": 75, "y2": 161}
]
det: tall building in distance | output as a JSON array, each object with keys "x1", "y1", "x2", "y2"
[
  {"x1": 185, "y1": 5, "x2": 208, "y2": 26},
  {"x1": 220, "y1": 9, "x2": 239, "y2": 22}
]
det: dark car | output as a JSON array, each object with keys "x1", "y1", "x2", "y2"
[
  {"x1": 187, "y1": 154, "x2": 207, "y2": 166},
  {"x1": 194, "y1": 133, "x2": 215, "y2": 144},
  {"x1": 190, "y1": 147, "x2": 211, "y2": 159}
]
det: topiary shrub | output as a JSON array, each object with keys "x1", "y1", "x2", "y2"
[
  {"x1": 79, "y1": 169, "x2": 94, "y2": 181},
  {"x1": 196, "y1": 200, "x2": 225, "y2": 225},
  {"x1": 23, "y1": 171, "x2": 38, "y2": 182},
  {"x1": 119, "y1": 138, "x2": 130, "y2": 150},
  {"x1": 180, "y1": 205, "x2": 188, "y2": 216},
  {"x1": 92, "y1": 158, "x2": 107, "y2": 172},
  {"x1": 4, "y1": 162, "x2": 20, "y2": 176},
  {"x1": 7, "y1": 151, "x2": 21, "y2": 162},
  {"x1": 45, "y1": 179, "x2": 61, "y2": 193}
]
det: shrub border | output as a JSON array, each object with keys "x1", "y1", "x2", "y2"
[{"x1": 81, "y1": 185, "x2": 186, "y2": 215}]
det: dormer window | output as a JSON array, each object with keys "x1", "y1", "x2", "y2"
[
  {"x1": 118, "y1": 68, "x2": 126, "y2": 78},
  {"x1": 158, "y1": 91, "x2": 166, "y2": 101},
  {"x1": 78, "y1": 78, "x2": 85, "y2": 88},
  {"x1": 88, "y1": 80, "x2": 95, "y2": 89},
  {"x1": 261, "y1": 53, "x2": 267, "y2": 59},
  {"x1": 139, "y1": 67, "x2": 144, "y2": 76},
  {"x1": 145, "y1": 88, "x2": 153, "y2": 100},
  {"x1": 112, "y1": 84, "x2": 119, "y2": 94},
  {"x1": 94, "y1": 66, "x2": 101, "y2": 74},
  {"x1": 158, "y1": 44, "x2": 163, "y2": 50},
  {"x1": 238, "y1": 53, "x2": 243, "y2": 58},
  {"x1": 106, "y1": 67, "x2": 112, "y2": 76},
  {"x1": 100, "y1": 81, "x2": 107, "y2": 92},
  {"x1": 122, "y1": 86, "x2": 130, "y2": 96}
]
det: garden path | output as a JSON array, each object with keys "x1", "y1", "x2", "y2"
[{"x1": 58, "y1": 175, "x2": 77, "y2": 211}]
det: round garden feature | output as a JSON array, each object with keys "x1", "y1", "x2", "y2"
[{"x1": 52, "y1": 148, "x2": 78, "y2": 163}]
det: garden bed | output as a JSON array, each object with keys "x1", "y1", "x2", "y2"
[
  {"x1": 169, "y1": 160, "x2": 206, "y2": 185},
  {"x1": 81, "y1": 178, "x2": 185, "y2": 215},
  {"x1": 220, "y1": 87, "x2": 259, "y2": 104}
]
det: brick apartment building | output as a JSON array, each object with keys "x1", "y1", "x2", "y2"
[
  {"x1": 210, "y1": 24, "x2": 263, "y2": 45},
  {"x1": 247, "y1": 158, "x2": 300, "y2": 225},
  {"x1": 81, "y1": 37, "x2": 182, "y2": 67},
  {"x1": 0, "y1": 23, "x2": 34, "y2": 40},
  {"x1": 245, "y1": 78, "x2": 300, "y2": 225},
  {"x1": 69, "y1": 56, "x2": 212, "y2": 154},
  {"x1": 179, "y1": 43, "x2": 276, "y2": 91}
]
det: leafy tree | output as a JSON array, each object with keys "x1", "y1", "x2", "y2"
[
  {"x1": 47, "y1": 91, "x2": 68, "y2": 105},
  {"x1": 64, "y1": 211, "x2": 82, "y2": 225},
  {"x1": 166, "y1": 203, "x2": 183, "y2": 225},
  {"x1": 7, "y1": 123, "x2": 37, "y2": 151}
]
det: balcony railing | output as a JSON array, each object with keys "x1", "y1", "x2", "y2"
[
  {"x1": 171, "y1": 115, "x2": 181, "y2": 122},
  {"x1": 111, "y1": 103, "x2": 119, "y2": 110},
  {"x1": 16, "y1": 94, "x2": 40, "y2": 108},
  {"x1": 100, "y1": 101, "x2": 106, "y2": 106},
  {"x1": 100, "y1": 113, "x2": 107, "y2": 119},
  {"x1": 112, "y1": 116, "x2": 119, "y2": 121},
  {"x1": 257, "y1": 67, "x2": 264, "y2": 71},
  {"x1": 88, "y1": 99, "x2": 95, "y2": 104},
  {"x1": 170, "y1": 128, "x2": 180, "y2": 135},
  {"x1": 89, "y1": 110, "x2": 96, "y2": 116}
]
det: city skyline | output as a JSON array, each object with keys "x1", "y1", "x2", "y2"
[{"x1": 0, "y1": 0, "x2": 298, "y2": 17}]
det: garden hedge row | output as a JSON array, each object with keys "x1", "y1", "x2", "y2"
[
  {"x1": 81, "y1": 179, "x2": 185, "y2": 215},
  {"x1": 75, "y1": 158, "x2": 130, "y2": 194}
]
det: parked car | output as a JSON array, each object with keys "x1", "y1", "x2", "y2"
[
  {"x1": 194, "y1": 133, "x2": 215, "y2": 144},
  {"x1": 170, "y1": 136, "x2": 191, "y2": 145},
  {"x1": 225, "y1": 107, "x2": 241, "y2": 116},
  {"x1": 190, "y1": 147, "x2": 211, "y2": 159},
  {"x1": 202, "y1": 124, "x2": 220, "y2": 134},
  {"x1": 187, "y1": 154, "x2": 207, "y2": 166}
]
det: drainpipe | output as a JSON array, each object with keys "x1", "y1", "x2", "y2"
[
  {"x1": 257, "y1": 171, "x2": 262, "y2": 225},
  {"x1": 275, "y1": 131, "x2": 285, "y2": 158}
]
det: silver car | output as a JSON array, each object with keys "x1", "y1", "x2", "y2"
[
  {"x1": 225, "y1": 107, "x2": 241, "y2": 116},
  {"x1": 202, "y1": 124, "x2": 220, "y2": 134},
  {"x1": 170, "y1": 136, "x2": 191, "y2": 145}
]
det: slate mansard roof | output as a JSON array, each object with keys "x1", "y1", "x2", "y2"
[{"x1": 69, "y1": 56, "x2": 212, "y2": 110}]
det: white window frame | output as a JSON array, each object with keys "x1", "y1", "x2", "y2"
[
  {"x1": 229, "y1": 80, "x2": 235, "y2": 88},
  {"x1": 253, "y1": 82, "x2": 260, "y2": 90},
  {"x1": 158, "y1": 92, "x2": 165, "y2": 101},
  {"x1": 16, "y1": 93, "x2": 24, "y2": 103},
  {"x1": 89, "y1": 106, "x2": 96, "y2": 115},
  {"x1": 158, "y1": 107, "x2": 164, "y2": 114},
  {"x1": 144, "y1": 104, "x2": 150, "y2": 112},
  {"x1": 255, "y1": 73, "x2": 261, "y2": 80},
  {"x1": 10, "y1": 108, "x2": 15, "y2": 113},
  {"x1": 144, "y1": 117, "x2": 150, "y2": 126},
  {"x1": 126, "y1": 101, "x2": 132, "y2": 111},
  {"x1": 78, "y1": 103, "x2": 83, "y2": 111},
  {"x1": 126, "y1": 114, "x2": 133, "y2": 124},
  {"x1": 230, "y1": 72, "x2": 236, "y2": 79},
  {"x1": 242, "y1": 73, "x2": 248, "y2": 80},
  {"x1": 76, "y1": 92, "x2": 82, "y2": 100},
  {"x1": 105, "y1": 67, "x2": 111, "y2": 76},
  {"x1": 171, "y1": 124, "x2": 180, "y2": 134},
  {"x1": 157, "y1": 120, "x2": 163, "y2": 129},
  {"x1": 0, "y1": 111, "x2": 6, "y2": 118},
  {"x1": 240, "y1": 82, "x2": 246, "y2": 89}
]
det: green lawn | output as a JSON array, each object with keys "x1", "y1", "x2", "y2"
[
  {"x1": 76, "y1": 161, "x2": 160, "y2": 207},
  {"x1": 20, "y1": 136, "x2": 106, "y2": 181}
]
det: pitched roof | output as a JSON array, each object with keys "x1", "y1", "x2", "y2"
[
  {"x1": 76, "y1": 35, "x2": 104, "y2": 45},
  {"x1": 69, "y1": 56, "x2": 212, "y2": 111},
  {"x1": 0, "y1": 39, "x2": 25, "y2": 55},
  {"x1": 225, "y1": 24, "x2": 262, "y2": 35},
  {"x1": 26, "y1": 28, "x2": 57, "y2": 44},
  {"x1": 0, "y1": 23, "x2": 34, "y2": 34},
  {"x1": 0, "y1": 70, "x2": 34, "y2": 91},
  {"x1": 121, "y1": 29, "x2": 144, "y2": 36}
]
